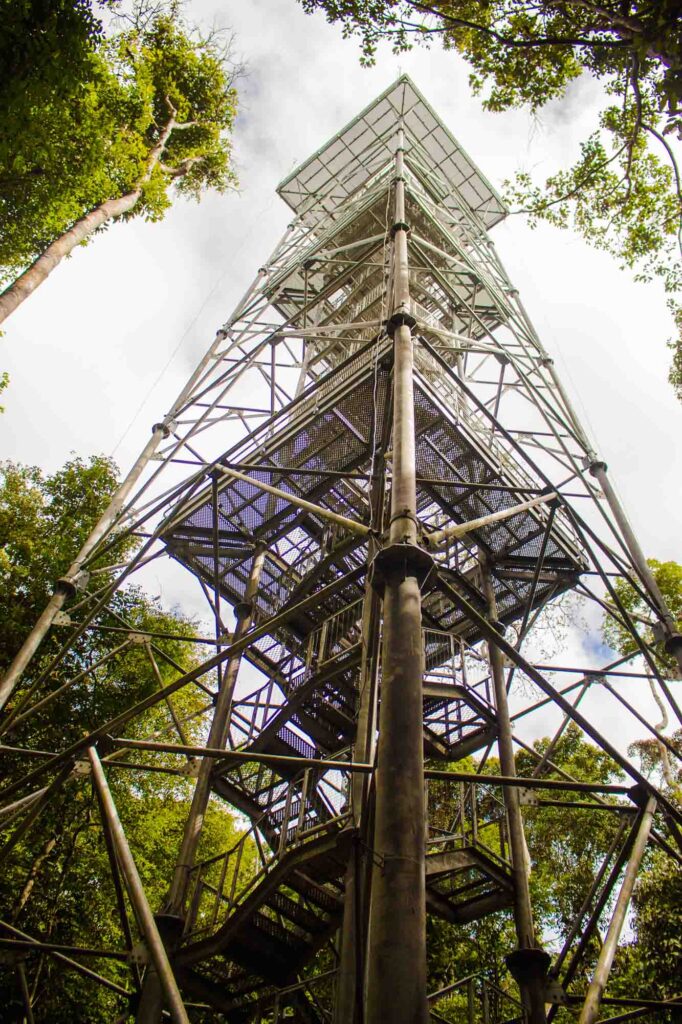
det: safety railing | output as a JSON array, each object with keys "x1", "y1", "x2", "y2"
[
  {"x1": 184, "y1": 759, "x2": 354, "y2": 942},
  {"x1": 427, "y1": 777, "x2": 510, "y2": 873},
  {"x1": 428, "y1": 972, "x2": 523, "y2": 1024}
]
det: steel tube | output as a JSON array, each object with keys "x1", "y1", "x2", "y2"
[
  {"x1": 87, "y1": 747, "x2": 190, "y2": 1024},
  {"x1": 590, "y1": 463, "x2": 682, "y2": 675},
  {"x1": 0, "y1": 917, "x2": 130, "y2": 997},
  {"x1": 110, "y1": 738, "x2": 373, "y2": 773},
  {"x1": 425, "y1": 492, "x2": 557, "y2": 548},
  {"x1": 0, "y1": 427, "x2": 167, "y2": 713},
  {"x1": 366, "y1": 127, "x2": 428, "y2": 1024},
  {"x1": 577, "y1": 796, "x2": 657, "y2": 1024},
  {"x1": 481, "y1": 558, "x2": 546, "y2": 1024},
  {"x1": 0, "y1": 566, "x2": 364, "y2": 807},
  {"x1": 0, "y1": 246, "x2": 281, "y2": 716},
  {"x1": 422, "y1": 771, "x2": 631, "y2": 794},
  {"x1": 17, "y1": 961, "x2": 35, "y2": 1024},
  {"x1": 220, "y1": 466, "x2": 371, "y2": 536},
  {"x1": 335, "y1": 453, "x2": 386, "y2": 1024},
  {"x1": 166, "y1": 546, "x2": 265, "y2": 914}
]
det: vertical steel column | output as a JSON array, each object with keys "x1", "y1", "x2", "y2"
[
  {"x1": 0, "y1": 253, "x2": 277, "y2": 714},
  {"x1": 589, "y1": 462, "x2": 682, "y2": 676},
  {"x1": 0, "y1": 424, "x2": 169, "y2": 713},
  {"x1": 577, "y1": 796, "x2": 657, "y2": 1024},
  {"x1": 166, "y1": 544, "x2": 266, "y2": 914},
  {"x1": 87, "y1": 747, "x2": 190, "y2": 1024},
  {"x1": 335, "y1": 433, "x2": 388, "y2": 1024},
  {"x1": 335, "y1": 566, "x2": 382, "y2": 1024},
  {"x1": 481, "y1": 557, "x2": 548, "y2": 1024},
  {"x1": 365, "y1": 127, "x2": 429, "y2": 1024}
]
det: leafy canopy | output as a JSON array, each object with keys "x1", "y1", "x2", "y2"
[{"x1": 0, "y1": 3, "x2": 238, "y2": 287}]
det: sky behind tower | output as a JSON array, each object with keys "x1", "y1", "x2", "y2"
[{"x1": 1, "y1": 0, "x2": 679, "y2": 747}]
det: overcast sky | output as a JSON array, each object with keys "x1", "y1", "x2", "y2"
[{"x1": 2, "y1": 0, "x2": 680, "y2": 747}]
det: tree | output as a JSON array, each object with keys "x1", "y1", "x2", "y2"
[
  {"x1": 0, "y1": 3, "x2": 238, "y2": 326},
  {"x1": 299, "y1": 0, "x2": 682, "y2": 390},
  {"x1": 0, "y1": 457, "x2": 249, "y2": 1021},
  {"x1": 602, "y1": 558, "x2": 682, "y2": 676}
]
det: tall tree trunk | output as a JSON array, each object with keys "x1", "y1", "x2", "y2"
[
  {"x1": 0, "y1": 189, "x2": 143, "y2": 325},
  {"x1": 12, "y1": 834, "x2": 57, "y2": 922},
  {"x1": 0, "y1": 111, "x2": 177, "y2": 327}
]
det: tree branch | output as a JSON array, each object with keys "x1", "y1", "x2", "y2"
[
  {"x1": 509, "y1": 140, "x2": 629, "y2": 215},
  {"x1": 406, "y1": 1, "x2": 629, "y2": 49},
  {"x1": 160, "y1": 157, "x2": 202, "y2": 179},
  {"x1": 544, "y1": 0, "x2": 678, "y2": 68}
]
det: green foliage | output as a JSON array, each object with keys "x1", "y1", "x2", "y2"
[
  {"x1": 601, "y1": 558, "x2": 682, "y2": 676},
  {"x1": 0, "y1": 2, "x2": 238, "y2": 288},
  {"x1": 300, "y1": 0, "x2": 682, "y2": 313},
  {"x1": 517, "y1": 725, "x2": 625, "y2": 948},
  {"x1": 0, "y1": 456, "x2": 247, "y2": 1021},
  {"x1": 628, "y1": 847, "x2": 682, "y2": 1000},
  {"x1": 0, "y1": 456, "x2": 120, "y2": 668},
  {"x1": 667, "y1": 303, "x2": 682, "y2": 401}
]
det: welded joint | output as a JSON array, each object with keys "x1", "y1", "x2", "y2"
[
  {"x1": 153, "y1": 420, "x2": 176, "y2": 438},
  {"x1": 385, "y1": 311, "x2": 417, "y2": 335},
  {"x1": 663, "y1": 632, "x2": 682, "y2": 658},
  {"x1": 55, "y1": 570, "x2": 90, "y2": 599},
  {"x1": 506, "y1": 947, "x2": 551, "y2": 987},
  {"x1": 180, "y1": 758, "x2": 201, "y2": 778}
]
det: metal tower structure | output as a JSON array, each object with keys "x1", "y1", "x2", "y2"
[{"x1": 1, "y1": 77, "x2": 681, "y2": 1024}]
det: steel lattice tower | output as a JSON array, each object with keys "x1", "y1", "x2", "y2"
[{"x1": 1, "y1": 77, "x2": 681, "y2": 1024}]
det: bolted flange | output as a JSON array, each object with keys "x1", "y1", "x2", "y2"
[
  {"x1": 386, "y1": 311, "x2": 417, "y2": 335},
  {"x1": 154, "y1": 912, "x2": 185, "y2": 951},
  {"x1": 663, "y1": 631, "x2": 682, "y2": 658},
  {"x1": 505, "y1": 947, "x2": 551, "y2": 986},
  {"x1": 370, "y1": 542, "x2": 434, "y2": 596},
  {"x1": 627, "y1": 782, "x2": 651, "y2": 809}
]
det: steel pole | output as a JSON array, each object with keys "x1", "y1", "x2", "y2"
[
  {"x1": 87, "y1": 747, "x2": 190, "y2": 1024},
  {"x1": 480, "y1": 557, "x2": 548, "y2": 1024},
  {"x1": 0, "y1": 252, "x2": 277, "y2": 715},
  {"x1": 589, "y1": 462, "x2": 682, "y2": 675},
  {"x1": 335, "y1": 569, "x2": 383, "y2": 1024},
  {"x1": 0, "y1": 425, "x2": 167, "y2": 713},
  {"x1": 577, "y1": 796, "x2": 657, "y2": 1024},
  {"x1": 166, "y1": 545, "x2": 266, "y2": 915},
  {"x1": 365, "y1": 128, "x2": 428, "y2": 1024}
]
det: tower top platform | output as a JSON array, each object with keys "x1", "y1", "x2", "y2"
[{"x1": 277, "y1": 74, "x2": 507, "y2": 228}]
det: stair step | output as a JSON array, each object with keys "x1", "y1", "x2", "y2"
[{"x1": 268, "y1": 890, "x2": 330, "y2": 935}]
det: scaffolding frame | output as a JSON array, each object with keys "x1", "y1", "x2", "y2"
[{"x1": 1, "y1": 76, "x2": 680, "y2": 1024}]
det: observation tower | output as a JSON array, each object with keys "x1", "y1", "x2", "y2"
[{"x1": 2, "y1": 77, "x2": 681, "y2": 1024}]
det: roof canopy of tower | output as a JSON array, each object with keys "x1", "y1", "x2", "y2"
[{"x1": 277, "y1": 75, "x2": 507, "y2": 230}]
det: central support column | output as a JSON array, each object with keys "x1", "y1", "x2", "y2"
[{"x1": 365, "y1": 129, "x2": 430, "y2": 1024}]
